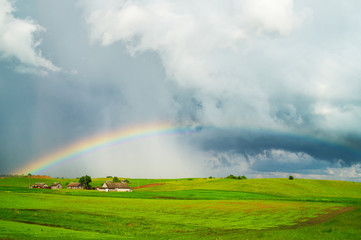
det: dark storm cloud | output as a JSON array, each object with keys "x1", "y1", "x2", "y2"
[{"x1": 191, "y1": 128, "x2": 361, "y2": 166}]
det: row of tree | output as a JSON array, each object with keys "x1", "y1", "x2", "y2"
[
  {"x1": 226, "y1": 174, "x2": 247, "y2": 180},
  {"x1": 112, "y1": 176, "x2": 129, "y2": 183}
]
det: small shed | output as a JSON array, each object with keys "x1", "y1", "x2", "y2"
[
  {"x1": 98, "y1": 181, "x2": 133, "y2": 192},
  {"x1": 51, "y1": 182, "x2": 62, "y2": 189},
  {"x1": 67, "y1": 182, "x2": 84, "y2": 189},
  {"x1": 30, "y1": 183, "x2": 49, "y2": 189}
]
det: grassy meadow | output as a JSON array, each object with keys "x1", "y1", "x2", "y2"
[{"x1": 0, "y1": 176, "x2": 361, "y2": 239}]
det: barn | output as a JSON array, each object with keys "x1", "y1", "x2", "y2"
[
  {"x1": 98, "y1": 181, "x2": 133, "y2": 192},
  {"x1": 30, "y1": 183, "x2": 49, "y2": 189},
  {"x1": 67, "y1": 182, "x2": 84, "y2": 189}
]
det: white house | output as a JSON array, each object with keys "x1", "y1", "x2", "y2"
[
  {"x1": 98, "y1": 181, "x2": 133, "y2": 192},
  {"x1": 50, "y1": 182, "x2": 62, "y2": 189}
]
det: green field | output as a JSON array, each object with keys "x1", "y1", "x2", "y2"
[{"x1": 1, "y1": 176, "x2": 361, "y2": 239}]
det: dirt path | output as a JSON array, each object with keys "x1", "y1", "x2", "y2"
[
  {"x1": 132, "y1": 183, "x2": 164, "y2": 189},
  {"x1": 286, "y1": 206, "x2": 356, "y2": 229}
]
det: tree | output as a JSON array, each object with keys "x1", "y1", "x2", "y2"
[
  {"x1": 289, "y1": 175, "x2": 294, "y2": 180},
  {"x1": 28, "y1": 173, "x2": 32, "y2": 192},
  {"x1": 79, "y1": 175, "x2": 92, "y2": 189},
  {"x1": 113, "y1": 176, "x2": 120, "y2": 182},
  {"x1": 226, "y1": 174, "x2": 236, "y2": 179}
]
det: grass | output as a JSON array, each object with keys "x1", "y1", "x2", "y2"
[
  {"x1": 0, "y1": 176, "x2": 361, "y2": 239},
  {"x1": 138, "y1": 178, "x2": 361, "y2": 198},
  {"x1": 0, "y1": 219, "x2": 122, "y2": 239}
]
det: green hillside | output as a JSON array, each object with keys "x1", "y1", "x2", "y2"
[{"x1": 137, "y1": 178, "x2": 361, "y2": 198}]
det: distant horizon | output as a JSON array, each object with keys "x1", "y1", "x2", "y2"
[{"x1": 2, "y1": 173, "x2": 360, "y2": 183}]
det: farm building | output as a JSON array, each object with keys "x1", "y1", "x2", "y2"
[
  {"x1": 51, "y1": 182, "x2": 62, "y2": 189},
  {"x1": 67, "y1": 182, "x2": 84, "y2": 189},
  {"x1": 30, "y1": 183, "x2": 49, "y2": 189},
  {"x1": 98, "y1": 181, "x2": 133, "y2": 192}
]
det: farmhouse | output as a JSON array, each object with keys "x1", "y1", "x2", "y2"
[
  {"x1": 51, "y1": 182, "x2": 62, "y2": 189},
  {"x1": 67, "y1": 182, "x2": 84, "y2": 189},
  {"x1": 30, "y1": 183, "x2": 49, "y2": 189},
  {"x1": 98, "y1": 181, "x2": 133, "y2": 192}
]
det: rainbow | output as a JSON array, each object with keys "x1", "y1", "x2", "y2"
[
  {"x1": 14, "y1": 123, "x2": 195, "y2": 175},
  {"x1": 14, "y1": 123, "x2": 361, "y2": 176}
]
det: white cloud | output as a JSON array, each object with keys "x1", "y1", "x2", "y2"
[
  {"x1": 83, "y1": 0, "x2": 305, "y2": 87},
  {"x1": 0, "y1": 0, "x2": 60, "y2": 74},
  {"x1": 235, "y1": 0, "x2": 306, "y2": 36},
  {"x1": 82, "y1": 0, "x2": 310, "y2": 129},
  {"x1": 82, "y1": 0, "x2": 361, "y2": 139},
  {"x1": 327, "y1": 163, "x2": 361, "y2": 179}
]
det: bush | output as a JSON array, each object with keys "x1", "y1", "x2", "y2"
[
  {"x1": 226, "y1": 174, "x2": 236, "y2": 179},
  {"x1": 289, "y1": 175, "x2": 294, "y2": 180}
]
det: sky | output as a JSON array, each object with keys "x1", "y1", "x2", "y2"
[{"x1": 1, "y1": 0, "x2": 361, "y2": 180}]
